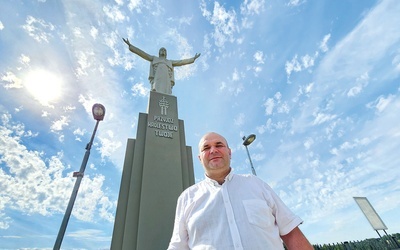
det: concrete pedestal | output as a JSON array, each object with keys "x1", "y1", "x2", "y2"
[{"x1": 111, "y1": 91, "x2": 194, "y2": 250}]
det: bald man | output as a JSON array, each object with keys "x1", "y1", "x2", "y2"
[{"x1": 168, "y1": 132, "x2": 313, "y2": 250}]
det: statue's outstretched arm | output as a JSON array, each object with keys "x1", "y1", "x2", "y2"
[
  {"x1": 122, "y1": 37, "x2": 153, "y2": 61},
  {"x1": 171, "y1": 53, "x2": 201, "y2": 66}
]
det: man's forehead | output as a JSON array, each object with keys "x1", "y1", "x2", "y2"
[
  {"x1": 200, "y1": 139, "x2": 225, "y2": 146},
  {"x1": 199, "y1": 133, "x2": 227, "y2": 147}
]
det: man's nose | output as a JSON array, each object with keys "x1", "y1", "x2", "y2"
[{"x1": 209, "y1": 146, "x2": 219, "y2": 154}]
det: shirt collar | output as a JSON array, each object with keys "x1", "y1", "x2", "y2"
[{"x1": 204, "y1": 168, "x2": 234, "y2": 186}]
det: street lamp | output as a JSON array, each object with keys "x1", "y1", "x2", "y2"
[
  {"x1": 54, "y1": 103, "x2": 106, "y2": 250},
  {"x1": 242, "y1": 134, "x2": 257, "y2": 176}
]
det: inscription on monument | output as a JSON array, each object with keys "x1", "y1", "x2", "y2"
[{"x1": 148, "y1": 96, "x2": 178, "y2": 139}]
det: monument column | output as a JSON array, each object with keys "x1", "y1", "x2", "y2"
[{"x1": 111, "y1": 91, "x2": 195, "y2": 250}]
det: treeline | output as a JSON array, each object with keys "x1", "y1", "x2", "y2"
[{"x1": 312, "y1": 233, "x2": 400, "y2": 250}]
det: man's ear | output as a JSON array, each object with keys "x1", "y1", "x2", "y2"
[{"x1": 198, "y1": 155, "x2": 202, "y2": 162}]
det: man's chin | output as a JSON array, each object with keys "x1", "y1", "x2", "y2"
[
  {"x1": 209, "y1": 157, "x2": 223, "y2": 162},
  {"x1": 209, "y1": 163, "x2": 228, "y2": 169}
]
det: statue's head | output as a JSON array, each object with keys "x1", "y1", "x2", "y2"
[{"x1": 159, "y1": 47, "x2": 167, "y2": 58}]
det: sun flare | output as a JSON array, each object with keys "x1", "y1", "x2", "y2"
[{"x1": 24, "y1": 69, "x2": 63, "y2": 106}]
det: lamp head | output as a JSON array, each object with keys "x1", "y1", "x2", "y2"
[
  {"x1": 92, "y1": 103, "x2": 105, "y2": 121},
  {"x1": 242, "y1": 134, "x2": 256, "y2": 146}
]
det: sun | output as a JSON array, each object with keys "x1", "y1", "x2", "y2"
[{"x1": 24, "y1": 69, "x2": 63, "y2": 106}]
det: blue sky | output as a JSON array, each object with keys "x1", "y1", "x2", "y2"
[{"x1": 1, "y1": 0, "x2": 400, "y2": 248}]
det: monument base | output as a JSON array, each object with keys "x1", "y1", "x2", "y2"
[{"x1": 110, "y1": 91, "x2": 194, "y2": 250}]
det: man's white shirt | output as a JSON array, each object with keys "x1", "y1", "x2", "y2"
[{"x1": 168, "y1": 171, "x2": 303, "y2": 250}]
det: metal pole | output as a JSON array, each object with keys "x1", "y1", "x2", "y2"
[
  {"x1": 54, "y1": 120, "x2": 100, "y2": 250},
  {"x1": 245, "y1": 145, "x2": 257, "y2": 176},
  {"x1": 383, "y1": 229, "x2": 400, "y2": 248}
]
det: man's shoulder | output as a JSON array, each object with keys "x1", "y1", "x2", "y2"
[
  {"x1": 232, "y1": 173, "x2": 258, "y2": 181},
  {"x1": 231, "y1": 173, "x2": 271, "y2": 189},
  {"x1": 182, "y1": 180, "x2": 206, "y2": 193},
  {"x1": 233, "y1": 173, "x2": 253, "y2": 178},
  {"x1": 177, "y1": 180, "x2": 207, "y2": 201}
]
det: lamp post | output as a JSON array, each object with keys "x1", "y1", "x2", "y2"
[
  {"x1": 54, "y1": 103, "x2": 105, "y2": 250},
  {"x1": 242, "y1": 134, "x2": 257, "y2": 176}
]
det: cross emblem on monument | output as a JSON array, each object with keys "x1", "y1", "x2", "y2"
[{"x1": 159, "y1": 96, "x2": 169, "y2": 115}]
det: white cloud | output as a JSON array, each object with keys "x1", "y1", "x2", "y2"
[
  {"x1": 90, "y1": 26, "x2": 98, "y2": 39},
  {"x1": 72, "y1": 174, "x2": 114, "y2": 222},
  {"x1": 67, "y1": 229, "x2": 106, "y2": 241},
  {"x1": 41, "y1": 111, "x2": 49, "y2": 117},
  {"x1": 285, "y1": 55, "x2": 302, "y2": 77},
  {"x1": 263, "y1": 98, "x2": 275, "y2": 115},
  {"x1": 274, "y1": 92, "x2": 282, "y2": 100},
  {"x1": 0, "y1": 113, "x2": 115, "y2": 226},
  {"x1": 218, "y1": 77, "x2": 244, "y2": 96},
  {"x1": 105, "y1": 33, "x2": 124, "y2": 66},
  {"x1": 376, "y1": 96, "x2": 393, "y2": 112},
  {"x1": 316, "y1": 0, "x2": 400, "y2": 82},
  {"x1": 301, "y1": 54, "x2": 315, "y2": 69},
  {"x1": 232, "y1": 68, "x2": 240, "y2": 81},
  {"x1": 234, "y1": 113, "x2": 245, "y2": 126},
  {"x1": 1, "y1": 72, "x2": 23, "y2": 89},
  {"x1": 303, "y1": 137, "x2": 314, "y2": 150},
  {"x1": 50, "y1": 116, "x2": 69, "y2": 132},
  {"x1": 128, "y1": 0, "x2": 142, "y2": 12},
  {"x1": 240, "y1": 0, "x2": 265, "y2": 15},
  {"x1": 131, "y1": 82, "x2": 149, "y2": 97},
  {"x1": 392, "y1": 52, "x2": 400, "y2": 73},
  {"x1": 277, "y1": 102, "x2": 290, "y2": 114},
  {"x1": 347, "y1": 72, "x2": 369, "y2": 97},
  {"x1": 253, "y1": 66, "x2": 262, "y2": 75},
  {"x1": 367, "y1": 94, "x2": 394, "y2": 113},
  {"x1": 19, "y1": 54, "x2": 31, "y2": 65},
  {"x1": 251, "y1": 152, "x2": 265, "y2": 162},
  {"x1": 72, "y1": 27, "x2": 83, "y2": 38},
  {"x1": 297, "y1": 82, "x2": 314, "y2": 96},
  {"x1": 103, "y1": 5, "x2": 126, "y2": 23},
  {"x1": 219, "y1": 81, "x2": 227, "y2": 91},
  {"x1": 305, "y1": 82, "x2": 314, "y2": 93},
  {"x1": 262, "y1": 92, "x2": 288, "y2": 115},
  {"x1": 312, "y1": 112, "x2": 337, "y2": 125},
  {"x1": 0, "y1": 219, "x2": 11, "y2": 231},
  {"x1": 64, "y1": 106, "x2": 76, "y2": 112},
  {"x1": 73, "y1": 128, "x2": 86, "y2": 136},
  {"x1": 201, "y1": 1, "x2": 239, "y2": 48},
  {"x1": 319, "y1": 34, "x2": 331, "y2": 52},
  {"x1": 347, "y1": 85, "x2": 362, "y2": 97},
  {"x1": 97, "y1": 130, "x2": 123, "y2": 159},
  {"x1": 75, "y1": 50, "x2": 95, "y2": 76},
  {"x1": 21, "y1": 16, "x2": 54, "y2": 43},
  {"x1": 286, "y1": 52, "x2": 318, "y2": 80},
  {"x1": 58, "y1": 134, "x2": 64, "y2": 142},
  {"x1": 253, "y1": 51, "x2": 265, "y2": 64},
  {"x1": 0, "y1": 21, "x2": 4, "y2": 30},
  {"x1": 287, "y1": 0, "x2": 306, "y2": 7}
]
